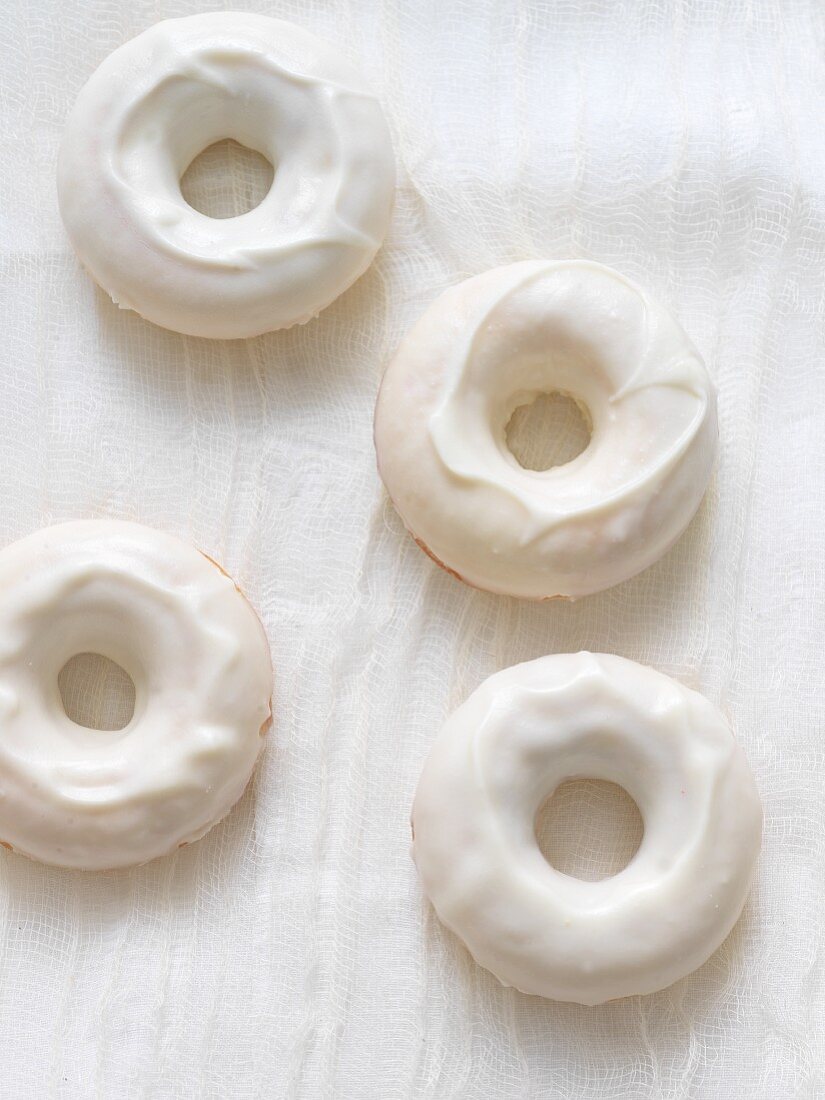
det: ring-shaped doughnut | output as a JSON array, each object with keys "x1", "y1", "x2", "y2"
[
  {"x1": 412, "y1": 653, "x2": 761, "y2": 1005},
  {"x1": 58, "y1": 12, "x2": 395, "y2": 339},
  {"x1": 374, "y1": 261, "x2": 717, "y2": 599},
  {"x1": 0, "y1": 521, "x2": 272, "y2": 870}
]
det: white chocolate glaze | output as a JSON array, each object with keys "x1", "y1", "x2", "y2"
[
  {"x1": 58, "y1": 12, "x2": 394, "y2": 338},
  {"x1": 412, "y1": 653, "x2": 761, "y2": 1005},
  {"x1": 374, "y1": 261, "x2": 717, "y2": 598},
  {"x1": 0, "y1": 521, "x2": 272, "y2": 870}
]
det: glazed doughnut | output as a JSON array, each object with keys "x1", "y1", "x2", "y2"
[
  {"x1": 57, "y1": 12, "x2": 394, "y2": 339},
  {"x1": 0, "y1": 521, "x2": 272, "y2": 870},
  {"x1": 374, "y1": 261, "x2": 717, "y2": 599},
  {"x1": 412, "y1": 653, "x2": 761, "y2": 1005}
]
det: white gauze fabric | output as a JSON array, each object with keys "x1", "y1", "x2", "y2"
[{"x1": 0, "y1": 0, "x2": 823, "y2": 1096}]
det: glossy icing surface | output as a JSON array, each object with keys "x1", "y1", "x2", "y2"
[
  {"x1": 58, "y1": 12, "x2": 394, "y2": 338},
  {"x1": 412, "y1": 653, "x2": 762, "y2": 1005},
  {"x1": 375, "y1": 261, "x2": 717, "y2": 598},
  {"x1": 0, "y1": 521, "x2": 272, "y2": 870}
]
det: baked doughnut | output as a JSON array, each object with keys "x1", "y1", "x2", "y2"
[
  {"x1": 374, "y1": 261, "x2": 717, "y2": 599},
  {"x1": 0, "y1": 521, "x2": 272, "y2": 870},
  {"x1": 57, "y1": 12, "x2": 394, "y2": 339},
  {"x1": 412, "y1": 653, "x2": 761, "y2": 1005}
]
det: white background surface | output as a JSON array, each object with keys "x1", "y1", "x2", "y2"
[{"x1": 0, "y1": 1, "x2": 823, "y2": 1096}]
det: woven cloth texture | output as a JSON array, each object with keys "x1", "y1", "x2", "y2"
[{"x1": 0, "y1": 1, "x2": 823, "y2": 1097}]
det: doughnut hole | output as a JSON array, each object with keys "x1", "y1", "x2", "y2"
[
  {"x1": 535, "y1": 779, "x2": 644, "y2": 881},
  {"x1": 180, "y1": 139, "x2": 275, "y2": 219},
  {"x1": 505, "y1": 391, "x2": 592, "y2": 471},
  {"x1": 58, "y1": 653, "x2": 136, "y2": 732}
]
